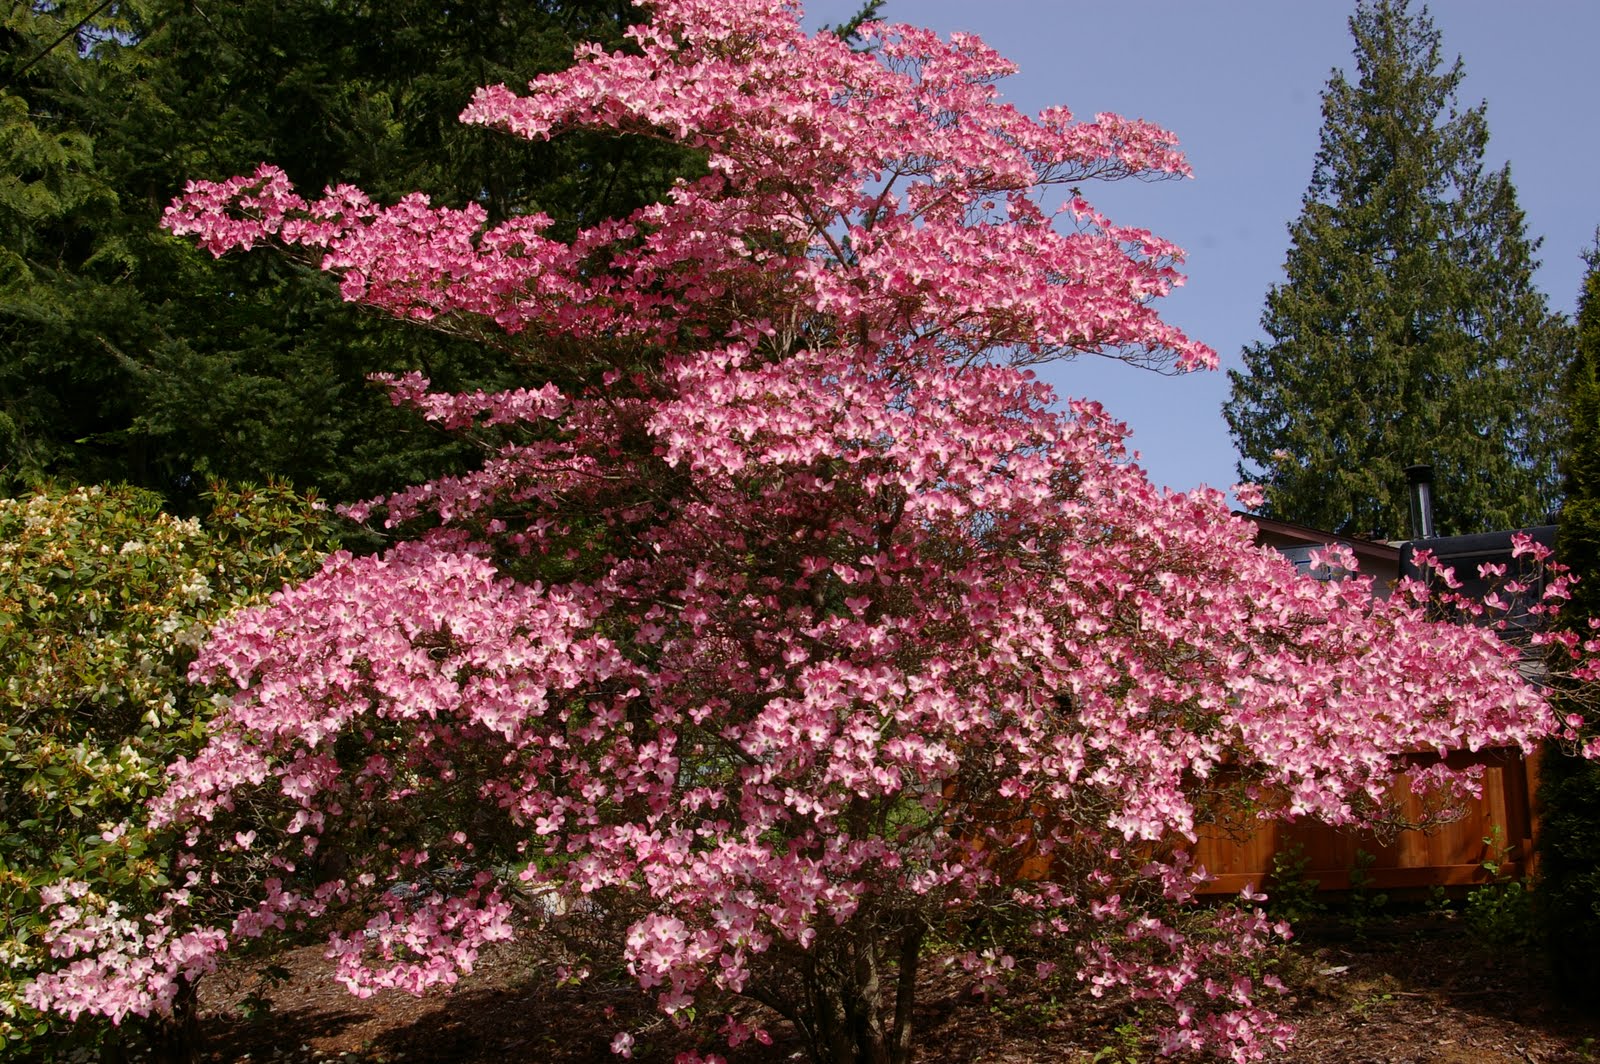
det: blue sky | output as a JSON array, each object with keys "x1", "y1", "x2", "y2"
[{"x1": 802, "y1": 1, "x2": 1600, "y2": 495}]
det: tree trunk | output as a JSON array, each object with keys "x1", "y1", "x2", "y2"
[
  {"x1": 889, "y1": 925, "x2": 924, "y2": 1064},
  {"x1": 143, "y1": 978, "x2": 203, "y2": 1064},
  {"x1": 797, "y1": 925, "x2": 923, "y2": 1064}
]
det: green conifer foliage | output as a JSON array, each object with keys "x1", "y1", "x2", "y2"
[
  {"x1": 1538, "y1": 248, "x2": 1600, "y2": 1003},
  {"x1": 1224, "y1": 0, "x2": 1566, "y2": 538},
  {"x1": 2, "y1": 1, "x2": 695, "y2": 504}
]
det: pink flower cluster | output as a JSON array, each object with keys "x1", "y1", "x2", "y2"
[
  {"x1": 164, "y1": 0, "x2": 1212, "y2": 372},
  {"x1": 33, "y1": 2, "x2": 1583, "y2": 1060},
  {"x1": 24, "y1": 882, "x2": 226, "y2": 1026},
  {"x1": 325, "y1": 874, "x2": 514, "y2": 998}
]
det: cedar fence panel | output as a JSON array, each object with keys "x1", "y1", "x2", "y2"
[{"x1": 1192, "y1": 747, "x2": 1535, "y2": 895}]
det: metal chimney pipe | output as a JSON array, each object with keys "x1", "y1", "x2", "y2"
[{"x1": 1405, "y1": 464, "x2": 1435, "y2": 540}]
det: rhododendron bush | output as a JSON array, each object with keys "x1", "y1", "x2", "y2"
[
  {"x1": 23, "y1": 2, "x2": 1576, "y2": 1061},
  {"x1": 0, "y1": 484, "x2": 332, "y2": 1057}
]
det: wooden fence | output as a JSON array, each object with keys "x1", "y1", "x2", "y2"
[{"x1": 1191, "y1": 747, "x2": 1536, "y2": 896}]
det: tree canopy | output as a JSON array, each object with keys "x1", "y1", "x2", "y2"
[
  {"x1": 20, "y1": 5, "x2": 1572, "y2": 1063},
  {"x1": 1224, "y1": 0, "x2": 1566, "y2": 538},
  {"x1": 1538, "y1": 246, "x2": 1600, "y2": 1002}
]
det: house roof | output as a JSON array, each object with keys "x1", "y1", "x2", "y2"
[{"x1": 1235, "y1": 511, "x2": 1403, "y2": 574}]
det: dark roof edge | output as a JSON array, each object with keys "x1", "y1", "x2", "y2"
[
  {"x1": 1398, "y1": 525, "x2": 1557, "y2": 580},
  {"x1": 1234, "y1": 512, "x2": 1402, "y2": 561}
]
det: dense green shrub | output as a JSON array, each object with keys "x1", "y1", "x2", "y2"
[{"x1": 0, "y1": 482, "x2": 335, "y2": 1057}]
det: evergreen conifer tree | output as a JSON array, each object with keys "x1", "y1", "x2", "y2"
[
  {"x1": 1538, "y1": 246, "x2": 1600, "y2": 1002},
  {"x1": 1224, "y1": 0, "x2": 1566, "y2": 537}
]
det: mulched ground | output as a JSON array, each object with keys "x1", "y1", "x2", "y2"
[{"x1": 191, "y1": 911, "x2": 1600, "y2": 1063}]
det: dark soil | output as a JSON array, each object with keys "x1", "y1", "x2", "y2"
[{"x1": 191, "y1": 912, "x2": 1600, "y2": 1063}]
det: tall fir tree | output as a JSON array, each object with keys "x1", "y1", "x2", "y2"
[
  {"x1": 1224, "y1": 0, "x2": 1567, "y2": 538},
  {"x1": 1538, "y1": 245, "x2": 1600, "y2": 1003}
]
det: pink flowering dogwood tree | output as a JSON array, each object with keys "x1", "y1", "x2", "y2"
[{"x1": 25, "y1": 2, "x2": 1575, "y2": 1061}]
